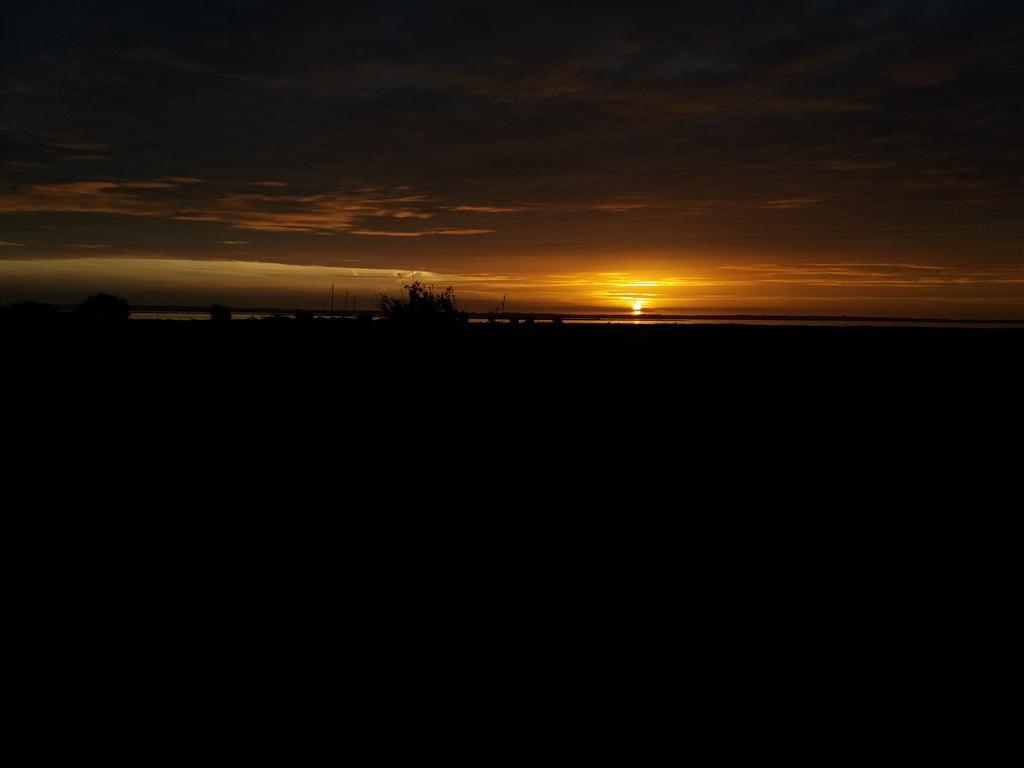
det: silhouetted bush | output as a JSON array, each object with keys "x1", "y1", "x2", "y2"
[
  {"x1": 357, "y1": 311, "x2": 373, "y2": 324},
  {"x1": 76, "y1": 293, "x2": 130, "y2": 322},
  {"x1": 294, "y1": 310, "x2": 314, "y2": 323},
  {"x1": 375, "y1": 281, "x2": 468, "y2": 324},
  {"x1": 210, "y1": 304, "x2": 232, "y2": 322}
]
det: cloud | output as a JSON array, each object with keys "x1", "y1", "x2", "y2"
[
  {"x1": 824, "y1": 161, "x2": 892, "y2": 171},
  {"x1": 450, "y1": 205, "x2": 528, "y2": 213},
  {"x1": 124, "y1": 47, "x2": 213, "y2": 74},
  {"x1": 0, "y1": 240, "x2": 27, "y2": 247},
  {"x1": 0, "y1": 181, "x2": 144, "y2": 215},
  {"x1": 715, "y1": 262, "x2": 1024, "y2": 287},
  {"x1": 759, "y1": 198, "x2": 823, "y2": 210},
  {"x1": 351, "y1": 228, "x2": 494, "y2": 237},
  {"x1": 46, "y1": 138, "x2": 109, "y2": 151},
  {"x1": 60, "y1": 154, "x2": 109, "y2": 162},
  {"x1": 452, "y1": 203, "x2": 646, "y2": 215},
  {"x1": 589, "y1": 203, "x2": 645, "y2": 212},
  {"x1": 119, "y1": 181, "x2": 183, "y2": 189},
  {"x1": 195, "y1": 191, "x2": 436, "y2": 233},
  {"x1": 350, "y1": 229, "x2": 429, "y2": 237},
  {"x1": 0, "y1": 180, "x2": 444, "y2": 234}
]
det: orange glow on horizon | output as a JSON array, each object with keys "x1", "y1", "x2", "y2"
[{"x1": 1, "y1": 257, "x2": 1021, "y2": 320}]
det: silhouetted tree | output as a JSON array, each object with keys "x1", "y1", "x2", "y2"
[
  {"x1": 375, "y1": 281, "x2": 467, "y2": 324},
  {"x1": 210, "y1": 304, "x2": 232, "y2": 322},
  {"x1": 76, "y1": 293, "x2": 130, "y2": 322}
]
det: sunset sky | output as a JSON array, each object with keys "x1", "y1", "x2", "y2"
[{"x1": 2, "y1": 1, "x2": 1022, "y2": 316}]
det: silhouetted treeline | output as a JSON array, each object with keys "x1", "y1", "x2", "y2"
[
  {"x1": 76, "y1": 293, "x2": 131, "y2": 322},
  {"x1": 1, "y1": 294, "x2": 133, "y2": 325}
]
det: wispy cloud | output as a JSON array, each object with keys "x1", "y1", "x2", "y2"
[
  {"x1": 759, "y1": 198, "x2": 823, "y2": 210},
  {"x1": 46, "y1": 138, "x2": 109, "y2": 151},
  {"x1": 124, "y1": 47, "x2": 213, "y2": 74},
  {"x1": 589, "y1": 202, "x2": 646, "y2": 212},
  {"x1": 824, "y1": 161, "x2": 892, "y2": 171},
  {"x1": 0, "y1": 180, "x2": 445, "y2": 234},
  {"x1": 715, "y1": 262, "x2": 1024, "y2": 287},
  {"x1": 118, "y1": 181, "x2": 183, "y2": 189},
  {"x1": 60, "y1": 154, "x2": 109, "y2": 163},
  {"x1": 450, "y1": 205, "x2": 528, "y2": 213},
  {"x1": 352, "y1": 228, "x2": 494, "y2": 237},
  {"x1": 350, "y1": 229, "x2": 429, "y2": 237}
]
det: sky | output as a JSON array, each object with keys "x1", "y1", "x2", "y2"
[{"x1": 1, "y1": 0, "x2": 1022, "y2": 316}]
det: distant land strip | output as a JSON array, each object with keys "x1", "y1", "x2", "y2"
[{"x1": 74, "y1": 306, "x2": 1024, "y2": 324}]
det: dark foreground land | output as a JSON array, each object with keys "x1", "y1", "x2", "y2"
[{"x1": 3, "y1": 318, "x2": 1020, "y2": 762}]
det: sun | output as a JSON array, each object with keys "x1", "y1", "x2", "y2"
[{"x1": 631, "y1": 300, "x2": 644, "y2": 314}]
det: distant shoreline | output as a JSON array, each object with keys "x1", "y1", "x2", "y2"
[
  {"x1": 120, "y1": 307, "x2": 1023, "y2": 325},
  {"x1": 12, "y1": 304, "x2": 1022, "y2": 325}
]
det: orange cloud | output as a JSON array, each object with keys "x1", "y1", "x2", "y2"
[
  {"x1": 759, "y1": 198, "x2": 823, "y2": 210},
  {"x1": 450, "y1": 205, "x2": 528, "y2": 213},
  {"x1": 0, "y1": 180, "x2": 443, "y2": 234},
  {"x1": 350, "y1": 229, "x2": 429, "y2": 237},
  {"x1": 589, "y1": 203, "x2": 645, "y2": 212},
  {"x1": 351, "y1": 228, "x2": 494, "y2": 237}
]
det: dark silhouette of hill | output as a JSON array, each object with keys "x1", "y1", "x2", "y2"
[{"x1": 2, "y1": 310, "x2": 1019, "y2": 763}]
